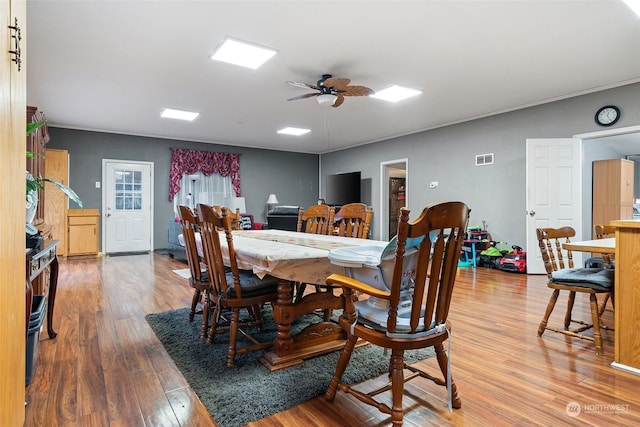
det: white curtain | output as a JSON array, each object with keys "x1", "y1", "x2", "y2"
[{"x1": 172, "y1": 171, "x2": 235, "y2": 215}]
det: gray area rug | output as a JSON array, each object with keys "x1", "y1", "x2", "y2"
[{"x1": 146, "y1": 307, "x2": 435, "y2": 427}]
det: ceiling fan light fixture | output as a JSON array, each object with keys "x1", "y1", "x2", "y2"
[{"x1": 316, "y1": 93, "x2": 337, "y2": 106}]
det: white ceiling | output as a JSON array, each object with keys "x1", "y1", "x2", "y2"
[{"x1": 26, "y1": 1, "x2": 640, "y2": 155}]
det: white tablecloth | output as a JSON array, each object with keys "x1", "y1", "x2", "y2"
[{"x1": 180, "y1": 229, "x2": 388, "y2": 284}]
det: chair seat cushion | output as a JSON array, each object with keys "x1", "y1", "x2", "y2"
[
  {"x1": 550, "y1": 267, "x2": 613, "y2": 290},
  {"x1": 225, "y1": 270, "x2": 279, "y2": 297}
]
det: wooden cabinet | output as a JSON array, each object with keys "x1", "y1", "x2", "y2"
[
  {"x1": 610, "y1": 220, "x2": 640, "y2": 373},
  {"x1": 592, "y1": 159, "x2": 634, "y2": 237},
  {"x1": 68, "y1": 209, "x2": 100, "y2": 255},
  {"x1": 44, "y1": 149, "x2": 69, "y2": 256},
  {"x1": 2, "y1": 0, "x2": 28, "y2": 423}
]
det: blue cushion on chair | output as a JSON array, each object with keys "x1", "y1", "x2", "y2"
[{"x1": 551, "y1": 268, "x2": 613, "y2": 290}]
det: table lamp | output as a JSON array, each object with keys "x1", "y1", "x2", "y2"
[{"x1": 266, "y1": 193, "x2": 279, "y2": 215}]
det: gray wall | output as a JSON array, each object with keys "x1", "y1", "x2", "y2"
[
  {"x1": 320, "y1": 82, "x2": 640, "y2": 245},
  {"x1": 46, "y1": 129, "x2": 319, "y2": 250},
  {"x1": 47, "y1": 82, "x2": 640, "y2": 251}
]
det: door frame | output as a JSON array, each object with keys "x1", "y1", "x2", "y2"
[
  {"x1": 101, "y1": 159, "x2": 154, "y2": 253},
  {"x1": 379, "y1": 158, "x2": 408, "y2": 240}
]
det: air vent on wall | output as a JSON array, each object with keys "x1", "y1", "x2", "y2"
[{"x1": 475, "y1": 153, "x2": 494, "y2": 166}]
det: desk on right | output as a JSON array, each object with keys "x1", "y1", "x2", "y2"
[{"x1": 609, "y1": 220, "x2": 640, "y2": 375}]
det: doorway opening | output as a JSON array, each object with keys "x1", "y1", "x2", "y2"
[{"x1": 380, "y1": 159, "x2": 408, "y2": 241}]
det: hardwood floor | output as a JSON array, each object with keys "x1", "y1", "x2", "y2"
[{"x1": 25, "y1": 253, "x2": 639, "y2": 426}]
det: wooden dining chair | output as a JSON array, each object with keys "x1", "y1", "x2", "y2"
[
  {"x1": 294, "y1": 204, "x2": 336, "y2": 304},
  {"x1": 177, "y1": 205, "x2": 211, "y2": 338},
  {"x1": 333, "y1": 203, "x2": 373, "y2": 239},
  {"x1": 594, "y1": 224, "x2": 616, "y2": 268},
  {"x1": 296, "y1": 204, "x2": 335, "y2": 235},
  {"x1": 324, "y1": 201, "x2": 471, "y2": 426},
  {"x1": 213, "y1": 205, "x2": 242, "y2": 230},
  {"x1": 196, "y1": 203, "x2": 280, "y2": 368},
  {"x1": 536, "y1": 226, "x2": 614, "y2": 355},
  {"x1": 594, "y1": 224, "x2": 616, "y2": 316}
]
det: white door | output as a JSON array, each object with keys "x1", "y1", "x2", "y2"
[
  {"x1": 526, "y1": 138, "x2": 583, "y2": 274},
  {"x1": 103, "y1": 160, "x2": 153, "y2": 254}
]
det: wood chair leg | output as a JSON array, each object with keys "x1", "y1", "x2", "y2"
[
  {"x1": 434, "y1": 342, "x2": 462, "y2": 409},
  {"x1": 200, "y1": 292, "x2": 209, "y2": 339},
  {"x1": 538, "y1": 289, "x2": 559, "y2": 336},
  {"x1": 189, "y1": 289, "x2": 201, "y2": 322},
  {"x1": 598, "y1": 293, "x2": 611, "y2": 317},
  {"x1": 293, "y1": 282, "x2": 307, "y2": 304},
  {"x1": 590, "y1": 294, "x2": 604, "y2": 356},
  {"x1": 390, "y1": 349, "x2": 405, "y2": 427},
  {"x1": 226, "y1": 309, "x2": 241, "y2": 368},
  {"x1": 248, "y1": 304, "x2": 265, "y2": 331},
  {"x1": 207, "y1": 303, "x2": 220, "y2": 345},
  {"x1": 564, "y1": 291, "x2": 576, "y2": 330},
  {"x1": 325, "y1": 334, "x2": 358, "y2": 401}
]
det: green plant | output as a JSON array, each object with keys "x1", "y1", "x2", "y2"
[{"x1": 26, "y1": 120, "x2": 83, "y2": 208}]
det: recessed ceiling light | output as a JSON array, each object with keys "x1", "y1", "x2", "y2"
[
  {"x1": 371, "y1": 85, "x2": 422, "y2": 103},
  {"x1": 211, "y1": 37, "x2": 277, "y2": 70},
  {"x1": 160, "y1": 108, "x2": 200, "y2": 121},
  {"x1": 277, "y1": 127, "x2": 310, "y2": 136},
  {"x1": 161, "y1": 108, "x2": 199, "y2": 121},
  {"x1": 622, "y1": 0, "x2": 640, "y2": 18}
]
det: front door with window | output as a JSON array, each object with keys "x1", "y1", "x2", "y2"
[{"x1": 103, "y1": 160, "x2": 153, "y2": 253}]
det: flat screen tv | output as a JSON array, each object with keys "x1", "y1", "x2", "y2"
[{"x1": 326, "y1": 172, "x2": 361, "y2": 206}]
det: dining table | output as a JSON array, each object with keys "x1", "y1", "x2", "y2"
[
  {"x1": 219, "y1": 229, "x2": 389, "y2": 371},
  {"x1": 562, "y1": 237, "x2": 615, "y2": 254}
]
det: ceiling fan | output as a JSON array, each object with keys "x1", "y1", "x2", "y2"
[{"x1": 286, "y1": 74, "x2": 375, "y2": 107}]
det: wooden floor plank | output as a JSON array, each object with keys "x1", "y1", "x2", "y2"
[{"x1": 25, "y1": 253, "x2": 638, "y2": 426}]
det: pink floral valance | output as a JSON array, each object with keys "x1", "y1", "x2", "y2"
[{"x1": 168, "y1": 148, "x2": 241, "y2": 200}]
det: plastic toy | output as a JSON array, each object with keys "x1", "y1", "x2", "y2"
[
  {"x1": 498, "y1": 245, "x2": 527, "y2": 273},
  {"x1": 478, "y1": 241, "x2": 512, "y2": 268}
]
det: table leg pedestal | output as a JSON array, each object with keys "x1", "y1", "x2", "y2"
[{"x1": 260, "y1": 282, "x2": 350, "y2": 371}]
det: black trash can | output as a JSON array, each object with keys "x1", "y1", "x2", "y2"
[{"x1": 26, "y1": 295, "x2": 46, "y2": 385}]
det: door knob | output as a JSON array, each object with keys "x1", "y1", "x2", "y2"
[{"x1": 528, "y1": 210, "x2": 535, "y2": 216}]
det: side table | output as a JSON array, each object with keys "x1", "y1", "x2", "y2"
[{"x1": 26, "y1": 239, "x2": 60, "y2": 339}]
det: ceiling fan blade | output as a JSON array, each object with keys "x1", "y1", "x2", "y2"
[
  {"x1": 286, "y1": 81, "x2": 320, "y2": 91},
  {"x1": 286, "y1": 93, "x2": 319, "y2": 101},
  {"x1": 323, "y1": 77, "x2": 350, "y2": 89},
  {"x1": 341, "y1": 85, "x2": 375, "y2": 97},
  {"x1": 332, "y1": 94, "x2": 345, "y2": 108}
]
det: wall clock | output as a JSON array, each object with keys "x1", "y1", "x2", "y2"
[{"x1": 595, "y1": 105, "x2": 620, "y2": 127}]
